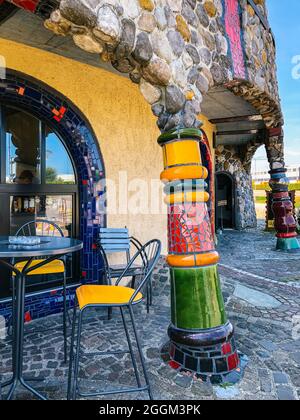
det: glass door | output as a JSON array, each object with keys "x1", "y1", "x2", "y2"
[{"x1": 0, "y1": 105, "x2": 79, "y2": 298}]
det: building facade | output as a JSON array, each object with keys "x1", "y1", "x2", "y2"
[
  {"x1": 0, "y1": 0, "x2": 298, "y2": 381},
  {"x1": 253, "y1": 166, "x2": 300, "y2": 183}
]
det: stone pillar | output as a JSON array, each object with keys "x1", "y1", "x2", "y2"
[
  {"x1": 266, "y1": 127, "x2": 300, "y2": 251},
  {"x1": 158, "y1": 128, "x2": 245, "y2": 384}
]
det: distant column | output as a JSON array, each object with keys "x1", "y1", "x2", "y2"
[{"x1": 266, "y1": 126, "x2": 300, "y2": 251}]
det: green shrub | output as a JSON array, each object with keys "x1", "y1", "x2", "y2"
[{"x1": 253, "y1": 182, "x2": 300, "y2": 191}]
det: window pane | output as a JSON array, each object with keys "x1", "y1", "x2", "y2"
[
  {"x1": 6, "y1": 107, "x2": 41, "y2": 184},
  {"x1": 10, "y1": 194, "x2": 74, "y2": 290},
  {"x1": 10, "y1": 195, "x2": 73, "y2": 237},
  {"x1": 45, "y1": 129, "x2": 75, "y2": 184},
  {"x1": 37, "y1": 195, "x2": 73, "y2": 237}
]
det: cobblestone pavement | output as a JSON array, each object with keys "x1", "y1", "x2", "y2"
[
  {"x1": 0, "y1": 227, "x2": 299, "y2": 400},
  {"x1": 217, "y1": 222, "x2": 300, "y2": 285}
]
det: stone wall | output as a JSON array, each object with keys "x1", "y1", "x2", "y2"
[
  {"x1": 5, "y1": 0, "x2": 285, "y2": 231},
  {"x1": 215, "y1": 143, "x2": 260, "y2": 229},
  {"x1": 0, "y1": 37, "x2": 168, "y2": 253},
  {"x1": 241, "y1": 0, "x2": 279, "y2": 104},
  {"x1": 42, "y1": 0, "x2": 283, "y2": 133}
]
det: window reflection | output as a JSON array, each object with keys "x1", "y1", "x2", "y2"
[
  {"x1": 6, "y1": 108, "x2": 41, "y2": 184},
  {"x1": 10, "y1": 195, "x2": 74, "y2": 288},
  {"x1": 38, "y1": 195, "x2": 73, "y2": 237},
  {"x1": 10, "y1": 195, "x2": 73, "y2": 238},
  {"x1": 45, "y1": 129, "x2": 75, "y2": 185}
]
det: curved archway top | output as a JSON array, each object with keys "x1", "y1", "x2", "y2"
[
  {"x1": 0, "y1": 69, "x2": 106, "y2": 280},
  {"x1": 6, "y1": 0, "x2": 283, "y2": 132}
]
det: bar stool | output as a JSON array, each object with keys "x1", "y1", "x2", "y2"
[
  {"x1": 67, "y1": 239, "x2": 161, "y2": 400},
  {"x1": 98, "y1": 229, "x2": 153, "y2": 313}
]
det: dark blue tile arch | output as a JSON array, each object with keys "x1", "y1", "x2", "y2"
[{"x1": 0, "y1": 69, "x2": 106, "y2": 320}]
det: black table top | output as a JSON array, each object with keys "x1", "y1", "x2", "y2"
[{"x1": 0, "y1": 236, "x2": 83, "y2": 258}]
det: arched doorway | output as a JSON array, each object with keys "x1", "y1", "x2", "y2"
[
  {"x1": 0, "y1": 70, "x2": 106, "y2": 319},
  {"x1": 215, "y1": 172, "x2": 236, "y2": 231}
]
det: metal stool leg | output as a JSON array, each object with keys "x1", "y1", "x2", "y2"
[
  {"x1": 107, "y1": 307, "x2": 112, "y2": 320},
  {"x1": 120, "y1": 307, "x2": 141, "y2": 388},
  {"x1": 63, "y1": 270, "x2": 68, "y2": 363},
  {"x1": 72, "y1": 310, "x2": 83, "y2": 400},
  {"x1": 149, "y1": 276, "x2": 153, "y2": 306},
  {"x1": 146, "y1": 284, "x2": 150, "y2": 314},
  {"x1": 128, "y1": 306, "x2": 153, "y2": 400},
  {"x1": 7, "y1": 275, "x2": 16, "y2": 337},
  {"x1": 67, "y1": 303, "x2": 78, "y2": 400}
]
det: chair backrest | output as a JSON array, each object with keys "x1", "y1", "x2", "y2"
[
  {"x1": 99, "y1": 228, "x2": 131, "y2": 267},
  {"x1": 97, "y1": 234, "x2": 143, "y2": 284},
  {"x1": 16, "y1": 219, "x2": 64, "y2": 238},
  {"x1": 97, "y1": 242, "x2": 111, "y2": 284},
  {"x1": 116, "y1": 239, "x2": 161, "y2": 304},
  {"x1": 99, "y1": 228, "x2": 131, "y2": 253}
]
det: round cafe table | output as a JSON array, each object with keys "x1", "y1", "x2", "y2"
[{"x1": 0, "y1": 236, "x2": 83, "y2": 400}]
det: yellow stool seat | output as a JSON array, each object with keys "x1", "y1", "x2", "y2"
[
  {"x1": 76, "y1": 285, "x2": 143, "y2": 310},
  {"x1": 13, "y1": 259, "x2": 65, "y2": 276}
]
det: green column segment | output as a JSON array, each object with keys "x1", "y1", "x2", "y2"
[{"x1": 170, "y1": 265, "x2": 227, "y2": 330}]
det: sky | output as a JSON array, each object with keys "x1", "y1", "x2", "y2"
[
  {"x1": 6, "y1": 133, "x2": 74, "y2": 177},
  {"x1": 46, "y1": 133, "x2": 74, "y2": 175},
  {"x1": 252, "y1": 0, "x2": 300, "y2": 173}
]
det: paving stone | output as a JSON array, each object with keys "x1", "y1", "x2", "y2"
[
  {"x1": 1, "y1": 230, "x2": 299, "y2": 400},
  {"x1": 191, "y1": 381, "x2": 214, "y2": 396},
  {"x1": 215, "y1": 385, "x2": 240, "y2": 399},
  {"x1": 260, "y1": 379, "x2": 272, "y2": 393},
  {"x1": 257, "y1": 350, "x2": 271, "y2": 359},
  {"x1": 276, "y1": 386, "x2": 296, "y2": 401},
  {"x1": 291, "y1": 352, "x2": 300, "y2": 365},
  {"x1": 174, "y1": 374, "x2": 193, "y2": 388},
  {"x1": 234, "y1": 285, "x2": 281, "y2": 309},
  {"x1": 259, "y1": 340, "x2": 278, "y2": 353},
  {"x1": 273, "y1": 371, "x2": 289, "y2": 384},
  {"x1": 47, "y1": 361, "x2": 58, "y2": 369}
]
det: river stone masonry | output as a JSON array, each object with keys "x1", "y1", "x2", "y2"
[
  {"x1": 43, "y1": 0, "x2": 283, "y2": 133},
  {"x1": 215, "y1": 139, "x2": 262, "y2": 229}
]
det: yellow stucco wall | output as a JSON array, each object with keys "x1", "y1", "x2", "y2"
[
  {"x1": 198, "y1": 114, "x2": 216, "y2": 167},
  {"x1": 0, "y1": 38, "x2": 168, "y2": 253}
]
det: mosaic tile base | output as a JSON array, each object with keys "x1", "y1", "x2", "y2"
[{"x1": 161, "y1": 339, "x2": 248, "y2": 385}]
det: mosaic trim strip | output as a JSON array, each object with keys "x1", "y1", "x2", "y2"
[
  {"x1": 223, "y1": 0, "x2": 247, "y2": 79},
  {"x1": 200, "y1": 131, "x2": 215, "y2": 236},
  {"x1": 168, "y1": 203, "x2": 215, "y2": 255},
  {"x1": 161, "y1": 337, "x2": 248, "y2": 385}
]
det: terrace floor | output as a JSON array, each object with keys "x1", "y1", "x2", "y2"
[{"x1": 1, "y1": 225, "x2": 300, "y2": 400}]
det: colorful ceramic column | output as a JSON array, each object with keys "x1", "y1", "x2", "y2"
[
  {"x1": 266, "y1": 127, "x2": 300, "y2": 251},
  {"x1": 158, "y1": 128, "x2": 244, "y2": 384}
]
